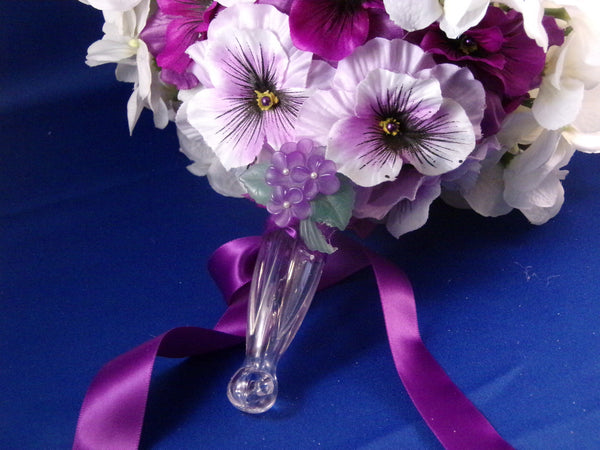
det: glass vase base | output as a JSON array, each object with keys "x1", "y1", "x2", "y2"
[{"x1": 227, "y1": 365, "x2": 278, "y2": 414}]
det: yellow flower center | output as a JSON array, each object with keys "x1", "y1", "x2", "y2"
[
  {"x1": 128, "y1": 38, "x2": 140, "y2": 49},
  {"x1": 255, "y1": 90, "x2": 279, "y2": 111},
  {"x1": 379, "y1": 118, "x2": 401, "y2": 136}
]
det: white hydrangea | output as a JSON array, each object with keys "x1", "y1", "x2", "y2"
[
  {"x1": 533, "y1": 1, "x2": 600, "y2": 152},
  {"x1": 461, "y1": 111, "x2": 576, "y2": 224}
]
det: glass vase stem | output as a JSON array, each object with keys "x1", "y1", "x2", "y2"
[{"x1": 227, "y1": 228, "x2": 325, "y2": 413}]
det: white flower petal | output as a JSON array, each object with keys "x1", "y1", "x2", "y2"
[
  {"x1": 126, "y1": 89, "x2": 143, "y2": 134},
  {"x1": 405, "y1": 99, "x2": 476, "y2": 176},
  {"x1": 333, "y1": 38, "x2": 433, "y2": 93},
  {"x1": 383, "y1": 0, "x2": 442, "y2": 31},
  {"x1": 462, "y1": 163, "x2": 513, "y2": 218},
  {"x1": 206, "y1": 164, "x2": 247, "y2": 198},
  {"x1": 562, "y1": 129, "x2": 600, "y2": 153},
  {"x1": 295, "y1": 89, "x2": 355, "y2": 145},
  {"x1": 440, "y1": 0, "x2": 489, "y2": 38},
  {"x1": 86, "y1": 37, "x2": 135, "y2": 66},
  {"x1": 503, "y1": 131, "x2": 575, "y2": 222},
  {"x1": 84, "y1": 0, "x2": 142, "y2": 11},
  {"x1": 532, "y1": 77, "x2": 585, "y2": 130},
  {"x1": 503, "y1": 0, "x2": 547, "y2": 50}
]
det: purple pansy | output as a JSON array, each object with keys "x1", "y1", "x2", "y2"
[
  {"x1": 184, "y1": 4, "x2": 315, "y2": 169},
  {"x1": 267, "y1": 186, "x2": 312, "y2": 227},
  {"x1": 296, "y1": 38, "x2": 485, "y2": 187},
  {"x1": 288, "y1": 0, "x2": 402, "y2": 61},
  {"x1": 406, "y1": 6, "x2": 564, "y2": 135}
]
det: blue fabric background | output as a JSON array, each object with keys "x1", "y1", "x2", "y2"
[{"x1": 2, "y1": 2, "x2": 599, "y2": 448}]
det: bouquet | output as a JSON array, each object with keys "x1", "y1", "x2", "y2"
[{"x1": 75, "y1": 0, "x2": 600, "y2": 448}]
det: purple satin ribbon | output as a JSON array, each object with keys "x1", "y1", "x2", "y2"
[{"x1": 73, "y1": 235, "x2": 513, "y2": 450}]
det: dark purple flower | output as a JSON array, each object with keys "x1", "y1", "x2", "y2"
[
  {"x1": 267, "y1": 186, "x2": 312, "y2": 227},
  {"x1": 406, "y1": 6, "x2": 564, "y2": 135},
  {"x1": 289, "y1": 0, "x2": 401, "y2": 61}
]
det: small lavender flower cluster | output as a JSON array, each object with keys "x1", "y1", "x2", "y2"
[{"x1": 265, "y1": 140, "x2": 340, "y2": 227}]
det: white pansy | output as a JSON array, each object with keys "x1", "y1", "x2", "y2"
[
  {"x1": 86, "y1": 0, "x2": 170, "y2": 133},
  {"x1": 533, "y1": 1, "x2": 600, "y2": 151}
]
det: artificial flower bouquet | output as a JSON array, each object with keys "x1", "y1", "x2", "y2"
[
  {"x1": 75, "y1": 0, "x2": 600, "y2": 448},
  {"x1": 81, "y1": 0, "x2": 600, "y2": 249}
]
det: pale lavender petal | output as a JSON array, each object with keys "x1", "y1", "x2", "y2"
[
  {"x1": 333, "y1": 38, "x2": 434, "y2": 92},
  {"x1": 385, "y1": 175, "x2": 441, "y2": 237},
  {"x1": 295, "y1": 89, "x2": 355, "y2": 146},
  {"x1": 354, "y1": 69, "x2": 443, "y2": 120},
  {"x1": 401, "y1": 98, "x2": 476, "y2": 176},
  {"x1": 316, "y1": 172, "x2": 340, "y2": 195},
  {"x1": 328, "y1": 116, "x2": 404, "y2": 187}
]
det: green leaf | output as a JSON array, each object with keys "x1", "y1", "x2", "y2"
[
  {"x1": 311, "y1": 175, "x2": 355, "y2": 230},
  {"x1": 544, "y1": 7, "x2": 570, "y2": 22},
  {"x1": 239, "y1": 164, "x2": 271, "y2": 206},
  {"x1": 300, "y1": 219, "x2": 337, "y2": 254}
]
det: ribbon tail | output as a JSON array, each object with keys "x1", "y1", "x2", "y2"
[
  {"x1": 73, "y1": 327, "x2": 242, "y2": 450},
  {"x1": 366, "y1": 250, "x2": 513, "y2": 450}
]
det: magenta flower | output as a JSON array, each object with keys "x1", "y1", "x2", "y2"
[
  {"x1": 152, "y1": 0, "x2": 221, "y2": 89},
  {"x1": 289, "y1": 0, "x2": 395, "y2": 61},
  {"x1": 267, "y1": 186, "x2": 312, "y2": 227}
]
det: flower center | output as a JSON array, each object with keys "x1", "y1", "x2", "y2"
[
  {"x1": 458, "y1": 35, "x2": 478, "y2": 55},
  {"x1": 128, "y1": 38, "x2": 140, "y2": 49},
  {"x1": 379, "y1": 118, "x2": 402, "y2": 136},
  {"x1": 282, "y1": 201, "x2": 291, "y2": 209},
  {"x1": 255, "y1": 90, "x2": 279, "y2": 111},
  {"x1": 310, "y1": 172, "x2": 318, "y2": 180}
]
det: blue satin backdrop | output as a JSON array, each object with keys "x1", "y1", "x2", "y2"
[{"x1": 2, "y1": 2, "x2": 599, "y2": 448}]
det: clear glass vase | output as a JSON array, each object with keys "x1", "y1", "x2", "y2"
[{"x1": 227, "y1": 228, "x2": 325, "y2": 413}]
